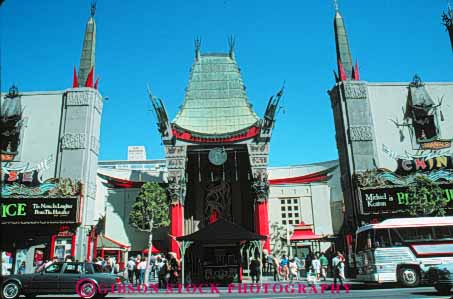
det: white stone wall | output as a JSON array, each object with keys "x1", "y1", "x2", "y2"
[{"x1": 367, "y1": 82, "x2": 453, "y2": 170}]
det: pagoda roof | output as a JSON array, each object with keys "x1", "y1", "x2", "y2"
[{"x1": 172, "y1": 53, "x2": 259, "y2": 136}]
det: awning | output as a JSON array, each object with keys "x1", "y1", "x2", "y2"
[
  {"x1": 97, "y1": 235, "x2": 130, "y2": 251},
  {"x1": 142, "y1": 246, "x2": 161, "y2": 255},
  {"x1": 176, "y1": 218, "x2": 266, "y2": 243},
  {"x1": 290, "y1": 222, "x2": 323, "y2": 241}
]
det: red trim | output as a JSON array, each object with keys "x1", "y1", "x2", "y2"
[
  {"x1": 101, "y1": 249, "x2": 105, "y2": 258},
  {"x1": 72, "y1": 66, "x2": 79, "y2": 88},
  {"x1": 172, "y1": 126, "x2": 260, "y2": 144},
  {"x1": 170, "y1": 203, "x2": 183, "y2": 259},
  {"x1": 269, "y1": 167, "x2": 334, "y2": 185},
  {"x1": 71, "y1": 235, "x2": 76, "y2": 257},
  {"x1": 87, "y1": 235, "x2": 92, "y2": 261},
  {"x1": 85, "y1": 66, "x2": 94, "y2": 88},
  {"x1": 117, "y1": 250, "x2": 121, "y2": 265},
  {"x1": 255, "y1": 201, "x2": 270, "y2": 252},
  {"x1": 50, "y1": 235, "x2": 57, "y2": 259},
  {"x1": 99, "y1": 174, "x2": 144, "y2": 189}
]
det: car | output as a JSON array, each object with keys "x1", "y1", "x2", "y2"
[
  {"x1": 425, "y1": 263, "x2": 453, "y2": 295},
  {"x1": 0, "y1": 261, "x2": 127, "y2": 299}
]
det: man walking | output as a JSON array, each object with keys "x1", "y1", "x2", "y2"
[
  {"x1": 332, "y1": 251, "x2": 345, "y2": 288},
  {"x1": 319, "y1": 252, "x2": 328, "y2": 281},
  {"x1": 127, "y1": 257, "x2": 135, "y2": 284}
]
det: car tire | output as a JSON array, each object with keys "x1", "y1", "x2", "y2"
[
  {"x1": 1, "y1": 281, "x2": 20, "y2": 299},
  {"x1": 434, "y1": 284, "x2": 451, "y2": 295},
  {"x1": 77, "y1": 280, "x2": 98, "y2": 299},
  {"x1": 398, "y1": 267, "x2": 420, "y2": 287}
]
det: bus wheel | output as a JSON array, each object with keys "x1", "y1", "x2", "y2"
[{"x1": 398, "y1": 267, "x2": 420, "y2": 287}]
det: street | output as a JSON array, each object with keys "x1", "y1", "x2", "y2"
[{"x1": 26, "y1": 284, "x2": 452, "y2": 299}]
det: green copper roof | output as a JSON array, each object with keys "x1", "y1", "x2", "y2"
[{"x1": 173, "y1": 53, "x2": 259, "y2": 136}]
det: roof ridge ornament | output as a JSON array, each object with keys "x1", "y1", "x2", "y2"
[
  {"x1": 228, "y1": 36, "x2": 236, "y2": 60},
  {"x1": 194, "y1": 37, "x2": 201, "y2": 61}
]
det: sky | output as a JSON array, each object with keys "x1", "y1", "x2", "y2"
[{"x1": 1, "y1": 0, "x2": 452, "y2": 166}]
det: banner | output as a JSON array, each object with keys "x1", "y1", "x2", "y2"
[
  {"x1": 0, "y1": 197, "x2": 80, "y2": 224},
  {"x1": 360, "y1": 184, "x2": 453, "y2": 214}
]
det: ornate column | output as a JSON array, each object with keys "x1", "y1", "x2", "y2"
[
  {"x1": 248, "y1": 144, "x2": 271, "y2": 252},
  {"x1": 165, "y1": 146, "x2": 187, "y2": 259}
]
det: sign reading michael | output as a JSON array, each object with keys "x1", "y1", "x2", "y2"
[{"x1": 360, "y1": 185, "x2": 453, "y2": 214}]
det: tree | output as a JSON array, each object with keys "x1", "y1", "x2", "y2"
[
  {"x1": 407, "y1": 175, "x2": 448, "y2": 217},
  {"x1": 129, "y1": 182, "x2": 169, "y2": 283}
]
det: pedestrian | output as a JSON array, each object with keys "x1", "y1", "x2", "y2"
[
  {"x1": 294, "y1": 255, "x2": 304, "y2": 280},
  {"x1": 272, "y1": 256, "x2": 280, "y2": 281},
  {"x1": 304, "y1": 253, "x2": 312, "y2": 276},
  {"x1": 135, "y1": 255, "x2": 141, "y2": 285},
  {"x1": 169, "y1": 253, "x2": 180, "y2": 285},
  {"x1": 127, "y1": 257, "x2": 135, "y2": 284},
  {"x1": 288, "y1": 258, "x2": 298, "y2": 283},
  {"x1": 279, "y1": 254, "x2": 289, "y2": 280},
  {"x1": 18, "y1": 262, "x2": 26, "y2": 275},
  {"x1": 312, "y1": 253, "x2": 321, "y2": 281},
  {"x1": 332, "y1": 251, "x2": 345, "y2": 288},
  {"x1": 150, "y1": 254, "x2": 157, "y2": 280},
  {"x1": 157, "y1": 258, "x2": 169, "y2": 289},
  {"x1": 138, "y1": 257, "x2": 147, "y2": 285},
  {"x1": 249, "y1": 256, "x2": 262, "y2": 283},
  {"x1": 266, "y1": 253, "x2": 274, "y2": 275},
  {"x1": 319, "y1": 252, "x2": 328, "y2": 281}
]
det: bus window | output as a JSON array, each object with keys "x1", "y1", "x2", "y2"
[
  {"x1": 389, "y1": 228, "x2": 404, "y2": 246},
  {"x1": 357, "y1": 230, "x2": 374, "y2": 251},
  {"x1": 373, "y1": 229, "x2": 391, "y2": 248},
  {"x1": 433, "y1": 226, "x2": 453, "y2": 240},
  {"x1": 394, "y1": 227, "x2": 434, "y2": 242}
]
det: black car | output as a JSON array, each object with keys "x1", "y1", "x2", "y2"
[
  {"x1": 0, "y1": 262, "x2": 126, "y2": 299},
  {"x1": 425, "y1": 263, "x2": 453, "y2": 295}
]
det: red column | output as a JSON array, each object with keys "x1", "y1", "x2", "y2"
[
  {"x1": 50, "y1": 235, "x2": 57, "y2": 259},
  {"x1": 70, "y1": 235, "x2": 76, "y2": 257},
  {"x1": 255, "y1": 201, "x2": 270, "y2": 252},
  {"x1": 170, "y1": 202, "x2": 183, "y2": 259},
  {"x1": 87, "y1": 235, "x2": 92, "y2": 261}
]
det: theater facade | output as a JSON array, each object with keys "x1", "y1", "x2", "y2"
[
  {"x1": 329, "y1": 7, "x2": 453, "y2": 240},
  {"x1": 149, "y1": 41, "x2": 283, "y2": 282},
  {"x1": 1, "y1": 5, "x2": 103, "y2": 274}
]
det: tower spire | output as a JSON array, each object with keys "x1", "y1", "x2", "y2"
[
  {"x1": 78, "y1": 1, "x2": 97, "y2": 87},
  {"x1": 334, "y1": 1, "x2": 354, "y2": 81}
]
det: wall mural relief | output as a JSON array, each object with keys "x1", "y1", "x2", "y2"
[{"x1": 204, "y1": 180, "x2": 232, "y2": 224}]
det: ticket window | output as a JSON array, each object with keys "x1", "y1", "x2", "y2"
[{"x1": 54, "y1": 237, "x2": 73, "y2": 261}]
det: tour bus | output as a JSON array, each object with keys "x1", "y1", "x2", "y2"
[{"x1": 354, "y1": 216, "x2": 453, "y2": 287}]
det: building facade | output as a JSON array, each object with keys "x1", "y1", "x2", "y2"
[
  {"x1": 1, "y1": 5, "x2": 103, "y2": 274},
  {"x1": 329, "y1": 6, "x2": 453, "y2": 242}
]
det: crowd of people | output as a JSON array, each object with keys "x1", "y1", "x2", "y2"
[
  {"x1": 126, "y1": 252, "x2": 180, "y2": 288},
  {"x1": 263, "y1": 250, "x2": 346, "y2": 286}
]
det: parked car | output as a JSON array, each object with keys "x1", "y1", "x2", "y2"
[
  {"x1": 0, "y1": 262, "x2": 126, "y2": 299},
  {"x1": 425, "y1": 263, "x2": 453, "y2": 295}
]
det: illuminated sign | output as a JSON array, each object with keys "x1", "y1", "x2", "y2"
[
  {"x1": 396, "y1": 155, "x2": 453, "y2": 174},
  {"x1": 360, "y1": 184, "x2": 453, "y2": 214},
  {"x1": 420, "y1": 140, "x2": 452, "y2": 150},
  {"x1": 0, "y1": 197, "x2": 80, "y2": 224}
]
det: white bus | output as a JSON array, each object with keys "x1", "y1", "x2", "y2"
[{"x1": 354, "y1": 216, "x2": 453, "y2": 287}]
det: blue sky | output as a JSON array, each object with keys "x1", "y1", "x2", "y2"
[{"x1": 2, "y1": 0, "x2": 452, "y2": 166}]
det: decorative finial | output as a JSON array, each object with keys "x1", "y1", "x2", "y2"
[
  {"x1": 194, "y1": 37, "x2": 201, "y2": 61},
  {"x1": 90, "y1": 0, "x2": 97, "y2": 17},
  {"x1": 333, "y1": 0, "x2": 339, "y2": 12},
  {"x1": 228, "y1": 36, "x2": 236, "y2": 59}
]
